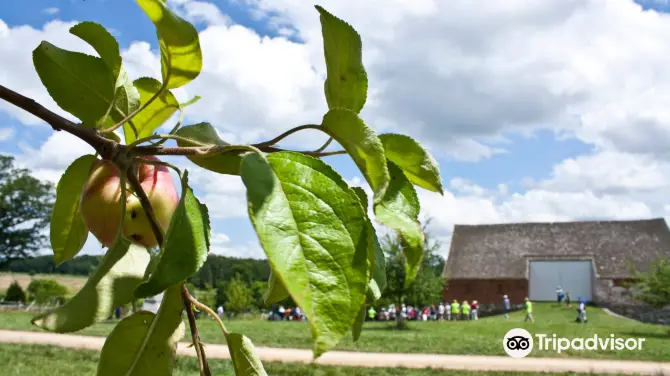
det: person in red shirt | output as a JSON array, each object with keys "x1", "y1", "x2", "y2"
[{"x1": 471, "y1": 300, "x2": 479, "y2": 320}]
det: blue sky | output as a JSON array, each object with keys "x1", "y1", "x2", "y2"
[{"x1": 1, "y1": 0, "x2": 669, "y2": 259}]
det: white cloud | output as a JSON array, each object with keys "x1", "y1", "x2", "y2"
[
  {"x1": 42, "y1": 8, "x2": 59, "y2": 15},
  {"x1": 0, "y1": 127, "x2": 14, "y2": 141}
]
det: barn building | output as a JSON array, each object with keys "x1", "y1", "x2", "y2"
[{"x1": 442, "y1": 218, "x2": 670, "y2": 306}]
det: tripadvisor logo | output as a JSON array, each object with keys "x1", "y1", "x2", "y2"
[
  {"x1": 503, "y1": 328, "x2": 533, "y2": 358},
  {"x1": 503, "y1": 328, "x2": 646, "y2": 358}
]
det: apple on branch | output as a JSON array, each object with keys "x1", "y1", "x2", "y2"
[{"x1": 79, "y1": 156, "x2": 179, "y2": 248}]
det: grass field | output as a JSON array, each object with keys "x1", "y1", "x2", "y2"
[
  {"x1": 0, "y1": 303, "x2": 668, "y2": 361},
  {"x1": 0, "y1": 273, "x2": 87, "y2": 296},
  {"x1": 0, "y1": 343, "x2": 629, "y2": 376}
]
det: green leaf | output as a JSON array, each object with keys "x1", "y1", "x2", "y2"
[
  {"x1": 352, "y1": 303, "x2": 366, "y2": 342},
  {"x1": 32, "y1": 239, "x2": 150, "y2": 332},
  {"x1": 175, "y1": 123, "x2": 243, "y2": 175},
  {"x1": 315, "y1": 6, "x2": 368, "y2": 113},
  {"x1": 350, "y1": 186, "x2": 385, "y2": 298},
  {"x1": 373, "y1": 162, "x2": 424, "y2": 288},
  {"x1": 136, "y1": 0, "x2": 203, "y2": 89},
  {"x1": 379, "y1": 133, "x2": 443, "y2": 194},
  {"x1": 68, "y1": 22, "x2": 140, "y2": 129},
  {"x1": 134, "y1": 171, "x2": 210, "y2": 298},
  {"x1": 350, "y1": 187, "x2": 385, "y2": 343},
  {"x1": 111, "y1": 69, "x2": 141, "y2": 121},
  {"x1": 97, "y1": 285, "x2": 185, "y2": 376},
  {"x1": 241, "y1": 151, "x2": 369, "y2": 358},
  {"x1": 264, "y1": 270, "x2": 289, "y2": 305},
  {"x1": 321, "y1": 109, "x2": 389, "y2": 203},
  {"x1": 123, "y1": 77, "x2": 179, "y2": 144},
  {"x1": 227, "y1": 333, "x2": 268, "y2": 376},
  {"x1": 69, "y1": 22, "x2": 122, "y2": 80},
  {"x1": 181, "y1": 95, "x2": 201, "y2": 108},
  {"x1": 50, "y1": 154, "x2": 96, "y2": 265},
  {"x1": 32, "y1": 41, "x2": 115, "y2": 125}
]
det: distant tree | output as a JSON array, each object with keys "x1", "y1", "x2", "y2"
[
  {"x1": 224, "y1": 274, "x2": 253, "y2": 315},
  {"x1": 26, "y1": 279, "x2": 68, "y2": 305},
  {"x1": 0, "y1": 155, "x2": 55, "y2": 268},
  {"x1": 630, "y1": 258, "x2": 670, "y2": 309},
  {"x1": 5, "y1": 280, "x2": 26, "y2": 303},
  {"x1": 251, "y1": 280, "x2": 269, "y2": 309}
]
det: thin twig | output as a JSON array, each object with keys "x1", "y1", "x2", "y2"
[
  {"x1": 0, "y1": 84, "x2": 113, "y2": 157},
  {"x1": 103, "y1": 83, "x2": 166, "y2": 134},
  {"x1": 182, "y1": 284, "x2": 211, "y2": 376},
  {"x1": 313, "y1": 137, "x2": 333, "y2": 153},
  {"x1": 186, "y1": 293, "x2": 230, "y2": 337},
  {"x1": 253, "y1": 124, "x2": 321, "y2": 148}
]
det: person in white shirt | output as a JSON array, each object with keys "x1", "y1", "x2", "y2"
[
  {"x1": 438, "y1": 302, "x2": 445, "y2": 321},
  {"x1": 576, "y1": 299, "x2": 588, "y2": 323},
  {"x1": 216, "y1": 305, "x2": 224, "y2": 319}
]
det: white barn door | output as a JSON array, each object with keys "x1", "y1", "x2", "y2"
[{"x1": 529, "y1": 260, "x2": 593, "y2": 301}]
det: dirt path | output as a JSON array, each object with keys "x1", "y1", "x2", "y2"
[{"x1": 1, "y1": 329, "x2": 669, "y2": 375}]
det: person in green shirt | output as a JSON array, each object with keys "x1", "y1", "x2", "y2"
[
  {"x1": 450, "y1": 300, "x2": 460, "y2": 320},
  {"x1": 461, "y1": 300, "x2": 471, "y2": 320},
  {"x1": 524, "y1": 297, "x2": 534, "y2": 322},
  {"x1": 368, "y1": 306, "x2": 376, "y2": 321}
]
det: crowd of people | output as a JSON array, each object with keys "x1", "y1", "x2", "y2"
[
  {"x1": 266, "y1": 305, "x2": 306, "y2": 321},
  {"x1": 365, "y1": 300, "x2": 483, "y2": 321},
  {"x1": 260, "y1": 286, "x2": 589, "y2": 324}
]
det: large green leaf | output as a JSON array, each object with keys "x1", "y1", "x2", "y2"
[
  {"x1": 32, "y1": 239, "x2": 150, "y2": 332},
  {"x1": 373, "y1": 162, "x2": 424, "y2": 288},
  {"x1": 32, "y1": 41, "x2": 115, "y2": 126},
  {"x1": 241, "y1": 152, "x2": 369, "y2": 358},
  {"x1": 136, "y1": 0, "x2": 203, "y2": 89},
  {"x1": 134, "y1": 171, "x2": 210, "y2": 298},
  {"x1": 69, "y1": 22, "x2": 121, "y2": 80},
  {"x1": 321, "y1": 109, "x2": 389, "y2": 203},
  {"x1": 350, "y1": 186, "x2": 385, "y2": 343},
  {"x1": 379, "y1": 133, "x2": 443, "y2": 194},
  {"x1": 123, "y1": 77, "x2": 179, "y2": 144},
  {"x1": 264, "y1": 270, "x2": 289, "y2": 305},
  {"x1": 68, "y1": 21, "x2": 140, "y2": 130},
  {"x1": 351, "y1": 186, "x2": 385, "y2": 298},
  {"x1": 97, "y1": 285, "x2": 185, "y2": 376},
  {"x1": 50, "y1": 154, "x2": 96, "y2": 265},
  {"x1": 227, "y1": 333, "x2": 268, "y2": 376},
  {"x1": 315, "y1": 6, "x2": 368, "y2": 113},
  {"x1": 175, "y1": 123, "x2": 244, "y2": 175},
  {"x1": 352, "y1": 303, "x2": 366, "y2": 342}
]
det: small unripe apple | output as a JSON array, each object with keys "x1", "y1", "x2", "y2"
[{"x1": 79, "y1": 156, "x2": 179, "y2": 249}]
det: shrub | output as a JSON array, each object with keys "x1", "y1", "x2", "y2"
[
  {"x1": 5, "y1": 280, "x2": 26, "y2": 303},
  {"x1": 27, "y1": 279, "x2": 68, "y2": 305}
]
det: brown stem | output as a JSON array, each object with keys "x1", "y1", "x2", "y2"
[
  {"x1": 253, "y1": 124, "x2": 321, "y2": 148},
  {"x1": 182, "y1": 284, "x2": 210, "y2": 376},
  {"x1": 134, "y1": 144, "x2": 347, "y2": 158},
  {"x1": 0, "y1": 84, "x2": 115, "y2": 159}
]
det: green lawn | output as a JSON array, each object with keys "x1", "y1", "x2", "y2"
[
  {"x1": 0, "y1": 343, "x2": 627, "y2": 376},
  {"x1": 0, "y1": 303, "x2": 668, "y2": 361}
]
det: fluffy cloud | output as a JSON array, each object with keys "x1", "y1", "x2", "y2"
[
  {"x1": 245, "y1": 0, "x2": 670, "y2": 161},
  {"x1": 0, "y1": 127, "x2": 14, "y2": 141}
]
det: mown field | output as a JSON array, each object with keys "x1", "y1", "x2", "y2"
[
  {"x1": 0, "y1": 303, "x2": 668, "y2": 361},
  {"x1": 0, "y1": 272, "x2": 87, "y2": 296},
  {"x1": 0, "y1": 343, "x2": 632, "y2": 376}
]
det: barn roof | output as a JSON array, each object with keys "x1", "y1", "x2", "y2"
[{"x1": 444, "y1": 218, "x2": 670, "y2": 279}]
